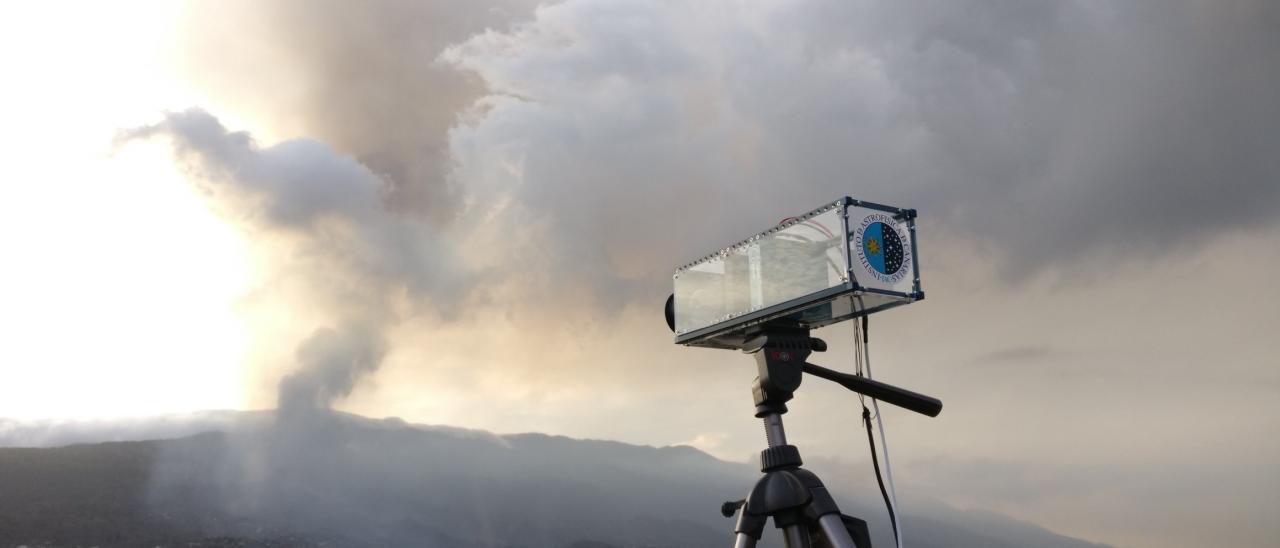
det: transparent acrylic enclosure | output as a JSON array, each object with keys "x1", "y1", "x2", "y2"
[
  {"x1": 672, "y1": 197, "x2": 922, "y2": 348},
  {"x1": 673, "y1": 205, "x2": 847, "y2": 336}
]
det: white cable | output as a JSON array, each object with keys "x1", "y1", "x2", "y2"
[{"x1": 864, "y1": 341, "x2": 904, "y2": 548}]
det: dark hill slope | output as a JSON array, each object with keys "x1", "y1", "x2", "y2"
[
  {"x1": 0, "y1": 414, "x2": 1111, "y2": 548},
  {"x1": 0, "y1": 435, "x2": 312, "y2": 547}
]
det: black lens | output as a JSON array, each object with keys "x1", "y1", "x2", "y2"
[{"x1": 664, "y1": 294, "x2": 675, "y2": 332}]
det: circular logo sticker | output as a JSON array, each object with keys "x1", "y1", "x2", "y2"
[{"x1": 854, "y1": 213, "x2": 911, "y2": 285}]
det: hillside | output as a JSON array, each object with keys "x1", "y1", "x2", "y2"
[{"x1": 0, "y1": 413, "x2": 1111, "y2": 548}]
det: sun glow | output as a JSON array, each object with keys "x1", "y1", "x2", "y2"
[
  {"x1": 0, "y1": 146, "x2": 255, "y2": 420},
  {"x1": 0, "y1": 2, "x2": 257, "y2": 419}
]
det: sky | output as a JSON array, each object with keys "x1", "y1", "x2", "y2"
[{"x1": 1, "y1": 1, "x2": 1278, "y2": 547}]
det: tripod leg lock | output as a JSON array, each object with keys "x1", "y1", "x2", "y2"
[{"x1": 722, "y1": 499, "x2": 746, "y2": 518}]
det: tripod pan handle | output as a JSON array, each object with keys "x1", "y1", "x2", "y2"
[{"x1": 802, "y1": 362, "x2": 943, "y2": 417}]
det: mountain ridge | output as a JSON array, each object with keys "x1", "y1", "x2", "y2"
[{"x1": 0, "y1": 411, "x2": 1112, "y2": 548}]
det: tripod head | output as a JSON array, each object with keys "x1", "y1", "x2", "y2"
[
  {"x1": 665, "y1": 294, "x2": 941, "y2": 418},
  {"x1": 718, "y1": 323, "x2": 940, "y2": 548},
  {"x1": 665, "y1": 309, "x2": 940, "y2": 548},
  {"x1": 743, "y1": 323, "x2": 943, "y2": 419}
]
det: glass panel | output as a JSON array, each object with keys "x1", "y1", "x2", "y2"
[{"x1": 674, "y1": 206, "x2": 848, "y2": 335}]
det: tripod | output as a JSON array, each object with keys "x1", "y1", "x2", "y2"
[{"x1": 723, "y1": 326, "x2": 942, "y2": 548}]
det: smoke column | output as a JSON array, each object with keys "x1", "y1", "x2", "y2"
[
  {"x1": 120, "y1": 109, "x2": 466, "y2": 418},
  {"x1": 120, "y1": 106, "x2": 489, "y2": 542}
]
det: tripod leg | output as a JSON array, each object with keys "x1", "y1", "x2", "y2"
[
  {"x1": 781, "y1": 523, "x2": 813, "y2": 548},
  {"x1": 734, "y1": 532, "x2": 759, "y2": 548},
  {"x1": 816, "y1": 514, "x2": 860, "y2": 548}
]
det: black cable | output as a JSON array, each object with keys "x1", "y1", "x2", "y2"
[
  {"x1": 863, "y1": 405, "x2": 899, "y2": 546},
  {"x1": 859, "y1": 316, "x2": 899, "y2": 545}
]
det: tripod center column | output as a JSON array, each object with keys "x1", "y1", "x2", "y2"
[{"x1": 763, "y1": 413, "x2": 787, "y2": 447}]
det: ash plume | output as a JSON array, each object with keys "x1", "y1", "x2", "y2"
[
  {"x1": 117, "y1": 1, "x2": 547, "y2": 532},
  {"x1": 120, "y1": 106, "x2": 487, "y2": 542},
  {"x1": 177, "y1": 0, "x2": 539, "y2": 221},
  {"x1": 119, "y1": 108, "x2": 466, "y2": 416},
  {"x1": 277, "y1": 325, "x2": 388, "y2": 416}
]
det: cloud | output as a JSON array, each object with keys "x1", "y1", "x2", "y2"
[
  {"x1": 904, "y1": 452, "x2": 1280, "y2": 548},
  {"x1": 967, "y1": 345, "x2": 1061, "y2": 367},
  {"x1": 177, "y1": 0, "x2": 540, "y2": 221},
  {"x1": 444, "y1": 0, "x2": 1280, "y2": 283},
  {"x1": 158, "y1": 0, "x2": 1280, "y2": 398}
]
